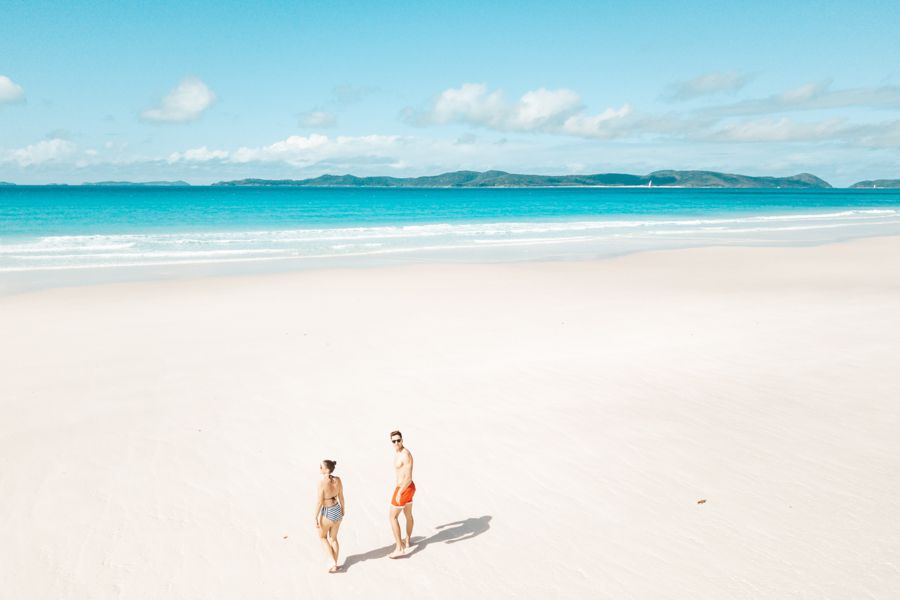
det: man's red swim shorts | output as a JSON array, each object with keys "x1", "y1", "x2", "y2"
[{"x1": 391, "y1": 482, "x2": 416, "y2": 507}]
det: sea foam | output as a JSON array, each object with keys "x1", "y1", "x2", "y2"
[{"x1": 2, "y1": 208, "x2": 900, "y2": 273}]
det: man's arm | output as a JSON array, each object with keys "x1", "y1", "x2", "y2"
[{"x1": 397, "y1": 451, "x2": 414, "y2": 493}]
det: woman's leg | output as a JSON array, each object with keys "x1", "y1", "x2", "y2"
[
  {"x1": 319, "y1": 518, "x2": 336, "y2": 568},
  {"x1": 327, "y1": 520, "x2": 342, "y2": 570}
]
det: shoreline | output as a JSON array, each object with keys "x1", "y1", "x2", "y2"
[
  {"x1": 3, "y1": 231, "x2": 899, "y2": 295},
  {"x1": 2, "y1": 231, "x2": 899, "y2": 298}
]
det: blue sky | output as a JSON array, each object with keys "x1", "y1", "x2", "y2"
[{"x1": 1, "y1": 0, "x2": 899, "y2": 185}]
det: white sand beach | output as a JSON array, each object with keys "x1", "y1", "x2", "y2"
[{"x1": 1, "y1": 237, "x2": 899, "y2": 599}]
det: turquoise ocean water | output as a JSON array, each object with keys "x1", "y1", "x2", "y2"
[{"x1": 2, "y1": 186, "x2": 900, "y2": 290}]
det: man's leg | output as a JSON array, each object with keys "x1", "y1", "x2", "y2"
[
  {"x1": 402, "y1": 503, "x2": 414, "y2": 549},
  {"x1": 389, "y1": 506, "x2": 404, "y2": 557}
]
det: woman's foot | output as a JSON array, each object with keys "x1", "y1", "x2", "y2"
[
  {"x1": 328, "y1": 564, "x2": 340, "y2": 573},
  {"x1": 388, "y1": 545, "x2": 405, "y2": 559}
]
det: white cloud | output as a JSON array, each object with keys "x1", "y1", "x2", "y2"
[
  {"x1": 404, "y1": 79, "x2": 900, "y2": 145},
  {"x1": 405, "y1": 83, "x2": 634, "y2": 137},
  {"x1": 167, "y1": 146, "x2": 229, "y2": 163},
  {"x1": 561, "y1": 105, "x2": 634, "y2": 138},
  {"x1": 704, "y1": 80, "x2": 900, "y2": 117},
  {"x1": 840, "y1": 119, "x2": 900, "y2": 148},
  {"x1": 234, "y1": 134, "x2": 402, "y2": 166},
  {"x1": 162, "y1": 134, "x2": 404, "y2": 168},
  {"x1": 664, "y1": 71, "x2": 753, "y2": 101},
  {"x1": 299, "y1": 110, "x2": 338, "y2": 127},
  {"x1": 418, "y1": 83, "x2": 506, "y2": 127},
  {"x1": 0, "y1": 75, "x2": 25, "y2": 104},
  {"x1": 508, "y1": 88, "x2": 582, "y2": 129},
  {"x1": 4, "y1": 138, "x2": 76, "y2": 166},
  {"x1": 231, "y1": 134, "x2": 332, "y2": 163},
  {"x1": 708, "y1": 117, "x2": 848, "y2": 143},
  {"x1": 778, "y1": 80, "x2": 830, "y2": 104},
  {"x1": 142, "y1": 77, "x2": 215, "y2": 123}
]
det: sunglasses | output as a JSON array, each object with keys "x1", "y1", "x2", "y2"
[{"x1": 391, "y1": 439, "x2": 402, "y2": 444}]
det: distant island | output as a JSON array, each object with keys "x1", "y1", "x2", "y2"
[
  {"x1": 3, "y1": 172, "x2": 898, "y2": 188},
  {"x1": 213, "y1": 170, "x2": 832, "y2": 189},
  {"x1": 849, "y1": 179, "x2": 900, "y2": 189},
  {"x1": 82, "y1": 181, "x2": 191, "y2": 187}
]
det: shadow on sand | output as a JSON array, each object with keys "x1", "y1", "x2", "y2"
[{"x1": 340, "y1": 515, "x2": 492, "y2": 572}]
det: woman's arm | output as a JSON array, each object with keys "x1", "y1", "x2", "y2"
[
  {"x1": 337, "y1": 479, "x2": 346, "y2": 517},
  {"x1": 313, "y1": 485, "x2": 323, "y2": 527}
]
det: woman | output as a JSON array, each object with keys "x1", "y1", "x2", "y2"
[{"x1": 314, "y1": 459, "x2": 344, "y2": 573}]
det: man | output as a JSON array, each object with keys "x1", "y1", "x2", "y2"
[{"x1": 388, "y1": 429, "x2": 415, "y2": 558}]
